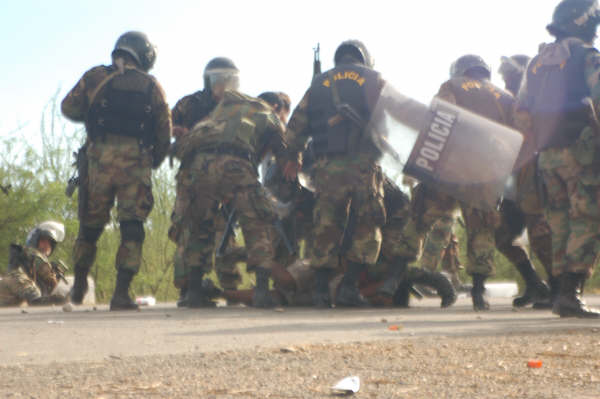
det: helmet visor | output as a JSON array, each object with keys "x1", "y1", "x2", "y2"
[{"x1": 205, "y1": 68, "x2": 240, "y2": 92}]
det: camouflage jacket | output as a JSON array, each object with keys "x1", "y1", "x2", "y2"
[
  {"x1": 0, "y1": 246, "x2": 58, "y2": 306},
  {"x1": 61, "y1": 61, "x2": 172, "y2": 168},
  {"x1": 172, "y1": 89, "x2": 217, "y2": 130}
]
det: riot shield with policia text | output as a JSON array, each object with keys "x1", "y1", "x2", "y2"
[{"x1": 369, "y1": 84, "x2": 523, "y2": 210}]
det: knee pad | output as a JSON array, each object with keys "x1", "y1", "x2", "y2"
[
  {"x1": 79, "y1": 225, "x2": 103, "y2": 244},
  {"x1": 120, "y1": 220, "x2": 145, "y2": 243}
]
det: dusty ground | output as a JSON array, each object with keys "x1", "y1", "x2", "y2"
[{"x1": 1, "y1": 297, "x2": 600, "y2": 398}]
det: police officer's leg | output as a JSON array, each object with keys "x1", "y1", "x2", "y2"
[
  {"x1": 71, "y1": 224, "x2": 104, "y2": 304},
  {"x1": 421, "y1": 216, "x2": 454, "y2": 272},
  {"x1": 496, "y1": 200, "x2": 549, "y2": 307},
  {"x1": 71, "y1": 156, "x2": 114, "y2": 305},
  {"x1": 234, "y1": 185, "x2": 279, "y2": 308},
  {"x1": 462, "y1": 205, "x2": 498, "y2": 311},
  {"x1": 110, "y1": 220, "x2": 144, "y2": 310},
  {"x1": 526, "y1": 213, "x2": 556, "y2": 308},
  {"x1": 336, "y1": 181, "x2": 386, "y2": 307},
  {"x1": 311, "y1": 179, "x2": 350, "y2": 308},
  {"x1": 550, "y1": 158, "x2": 600, "y2": 318}
]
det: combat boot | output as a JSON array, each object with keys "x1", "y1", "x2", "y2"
[
  {"x1": 70, "y1": 266, "x2": 89, "y2": 305},
  {"x1": 109, "y1": 269, "x2": 139, "y2": 311},
  {"x1": 410, "y1": 268, "x2": 457, "y2": 308},
  {"x1": 552, "y1": 273, "x2": 600, "y2": 318},
  {"x1": 186, "y1": 268, "x2": 215, "y2": 308},
  {"x1": 533, "y1": 276, "x2": 558, "y2": 310},
  {"x1": 176, "y1": 285, "x2": 189, "y2": 308},
  {"x1": 392, "y1": 279, "x2": 412, "y2": 307},
  {"x1": 376, "y1": 258, "x2": 408, "y2": 297},
  {"x1": 312, "y1": 268, "x2": 333, "y2": 308},
  {"x1": 335, "y1": 261, "x2": 369, "y2": 307},
  {"x1": 471, "y1": 273, "x2": 490, "y2": 311},
  {"x1": 252, "y1": 267, "x2": 276, "y2": 308},
  {"x1": 512, "y1": 260, "x2": 550, "y2": 307}
]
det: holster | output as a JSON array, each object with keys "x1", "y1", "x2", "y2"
[{"x1": 76, "y1": 145, "x2": 89, "y2": 218}]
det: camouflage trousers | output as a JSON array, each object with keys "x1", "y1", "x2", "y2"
[
  {"x1": 74, "y1": 136, "x2": 154, "y2": 273},
  {"x1": 311, "y1": 156, "x2": 385, "y2": 269},
  {"x1": 176, "y1": 153, "x2": 277, "y2": 277},
  {"x1": 420, "y1": 216, "x2": 458, "y2": 273},
  {"x1": 0, "y1": 269, "x2": 40, "y2": 306},
  {"x1": 169, "y1": 165, "x2": 243, "y2": 290},
  {"x1": 538, "y1": 127, "x2": 600, "y2": 277},
  {"x1": 394, "y1": 183, "x2": 500, "y2": 277}
]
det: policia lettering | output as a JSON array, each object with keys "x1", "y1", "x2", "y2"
[
  {"x1": 415, "y1": 109, "x2": 457, "y2": 173},
  {"x1": 322, "y1": 70, "x2": 367, "y2": 87}
]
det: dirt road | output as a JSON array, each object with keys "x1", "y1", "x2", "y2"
[{"x1": 1, "y1": 297, "x2": 599, "y2": 398}]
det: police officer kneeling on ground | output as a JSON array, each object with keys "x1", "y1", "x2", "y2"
[
  {"x1": 0, "y1": 221, "x2": 69, "y2": 306},
  {"x1": 61, "y1": 31, "x2": 171, "y2": 311}
]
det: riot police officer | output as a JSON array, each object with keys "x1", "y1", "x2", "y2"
[
  {"x1": 284, "y1": 40, "x2": 387, "y2": 307},
  {"x1": 516, "y1": 0, "x2": 600, "y2": 318},
  {"x1": 61, "y1": 31, "x2": 171, "y2": 311}
]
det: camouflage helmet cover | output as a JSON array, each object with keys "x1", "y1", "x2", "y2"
[
  {"x1": 547, "y1": 0, "x2": 600, "y2": 40},
  {"x1": 112, "y1": 31, "x2": 157, "y2": 71},
  {"x1": 334, "y1": 40, "x2": 374, "y2": 68},
  {"x1": 449, "y1": 54, "x2": 491, "y2": 79}
]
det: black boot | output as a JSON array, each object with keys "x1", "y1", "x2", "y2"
[
  {"x1": 335, "y1": 261, "x2": 369, "y2": 307},
  {"x1": 110, "y1": 269, "x2": 139, "y2": 311},
  {"x1": 512, "y1": 260, "x2": 550, "y2": 307},
  {"x1": 312, "y1": 268, "x2": 333, "y2": 308},
  {"x1": 392, "y1": 279, "x2": 412, "y2": 307},
  {"x1": 533, "y1": 276, "x2": 558, "y2": 309},
  {"x1": 176, "y1": 285, "x2": 189, "y2": 308},
  {"x1": 376, "y1": 258, "x2": 408, "y2": 297},
  {"x1": 186, "y1": 268, "x2": 215, "y2": 308},
  {"x1": 70, "y1": 266, "x2": 89, "y2": 305},
  {"x1": 552, "y1": 273, "x2": 600, "y2": 318},
  {"x1": 253, "y1": 267, "x2": 276, "y2": 308},
  {"x1": 409, "y1": 268, "x2": 457, "y2": 308},
  {"x1": 471, "y1": 273, "x2": 490, "y2": 311}
]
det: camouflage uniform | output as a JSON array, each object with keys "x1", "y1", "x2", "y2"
[
  {"x1": 0, "y1": 247, "x2": 60, "y2": 306},
  {"x1": 173, "y1": 91, "x2": 286, "y2": 278},
  {"x1": 286, "y1": 67, "x2": 386, "y2": 272},
  {"x1": 62, "y1": 59, "x2": 171, "y2": 308},
  {"x1": 168, "y1": 89, "x2": 237, "y2": 290},
  {"x1": 515, "y1": 31, "x2": 600, "y2": 318}
]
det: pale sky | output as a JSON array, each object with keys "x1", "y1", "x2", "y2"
[{"x1": 1, "y1": 0, "x2": 556, "y2": 140}]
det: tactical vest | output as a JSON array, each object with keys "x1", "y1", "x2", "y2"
[
  {"x1": 86, "y1": 68, "x2": 155, "y2": 145},
  {"x1": 180, "y1": 90, "x2": 217, "y2": 129},
  {"x1": 186, "y1": 91, "x2": 275, "y2": 160},
  {"x1": 383, "y1": 176, "x2": 409, "y2": 217},
  {"x1": 308, "y1": 64, "x2": 381, "y2": 156},
  {"x1": 524, "y1": 40, "x2": 596, "y2": 150},
  {"x1": 446, "y1": 77, "x2": 515, "y2": 126}
]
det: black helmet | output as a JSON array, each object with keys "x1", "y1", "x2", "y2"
[
  {"x1": 547, "y1": 0, "x2": 600, "y2": 41},
  {"x1": 203, "y1": 57, "x2": 240, "y2": 92},
  {"x1": 450, "y1": 54, "x2": 491, "y2": 79},
  {"x1": 112, "y1": 31, "x2": 157, "y2": 71},
  {"x1": 334, "y1": 40, "x2": 374, "y2": 68},
  {"x1": 26, "y1": 221, "x2": 65, "y2": 254}
]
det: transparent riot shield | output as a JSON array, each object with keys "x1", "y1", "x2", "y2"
[{"x1": 369, "y1": 83, "x2": 523, "y2": 210}]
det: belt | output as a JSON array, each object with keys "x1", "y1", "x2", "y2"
[{"x1": 199, "y1": 146, "x2": 254, "y2": 163}]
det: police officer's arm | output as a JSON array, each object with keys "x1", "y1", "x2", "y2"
[
  {"x1": 171, "y1": 95, "x2": 193, "y2": 139},
  {"x1": 32, "y1": 258, "x2": 58, "y2": 295},
  {"x1": 150, "y1": 80, "x2": 172, "y2": 169},
  {"x1": 257, "y1": 109, "x2": 288, "y2": 160},
  {"x1": 283, "y1": 89, "x2": 311, "y2": 179},
  {"x1": 61, "y1": 66, "x2": 110, "y2": 122},
  {"x1": 585, "y1": 51, "x2": 600, "y2": 106}
]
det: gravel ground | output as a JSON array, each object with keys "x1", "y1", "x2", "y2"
[{"x1": 2, "y1": 329, "x2": 600, "y2": 398}]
